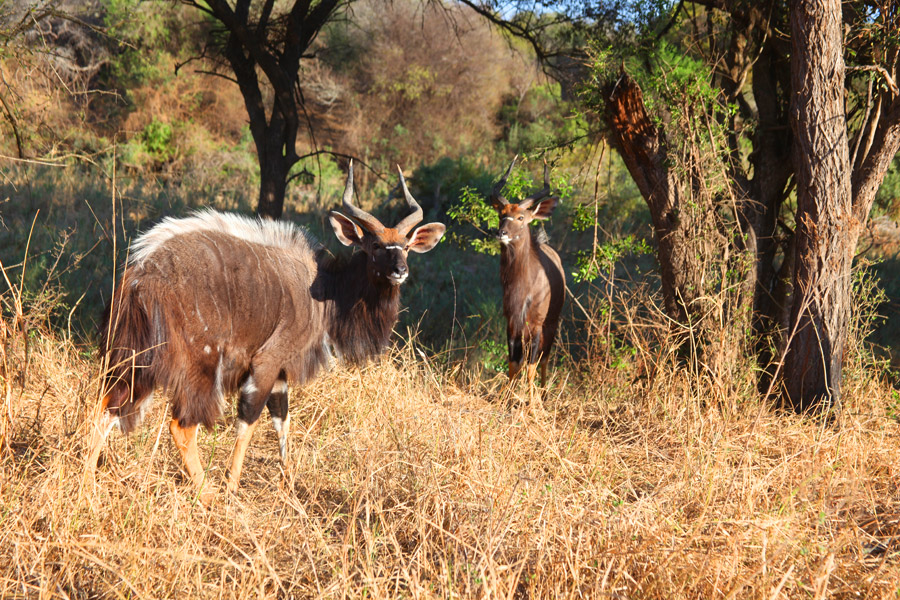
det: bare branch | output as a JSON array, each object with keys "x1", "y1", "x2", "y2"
[
  {"x1": 0, "y1": 89, "x2": 24, "y2": 159},
  {"x1": 286, "y1": 151, "x2": 389, "y2": 185}
]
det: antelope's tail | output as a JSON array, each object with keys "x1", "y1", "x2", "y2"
[{"x1": 99, "y1": 270, "x2": 159, "y2": 434}]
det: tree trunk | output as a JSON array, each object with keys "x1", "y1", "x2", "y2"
[
  {"x1": 258, "y1": 157, "x2": 289, "y2": 220},
  {"x1": 256, "y1": 133, "x2": 291, "y2": 220},
  {"x1": 746, "y1": 41, "x2": 794, "y2": 393},
  {"x1": 604, "y1": 73, "x2": 702, "y2": 323},
  {"x1": 783, "y1": 0, "x2": 854, "y2": 413},
  {"x1": 198, "y1": 0, "x2": 343, "y2": 220}
]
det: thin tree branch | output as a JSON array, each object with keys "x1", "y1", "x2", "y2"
[
  {"x1": 0, "y1": 89, "x2": 24, "y2": 159},
  {"x1": 847, "y1": 65, "x2": 899, "y2": 97},
  {"x1": 286, "y1": 151, "x2": 389, "y2": 184}
]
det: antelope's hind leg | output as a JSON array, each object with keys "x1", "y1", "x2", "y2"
[
  {"x1": 525, "y1": 330, "x2": 543, "y2": 408},
  {"x1": 267, "y1": 378, "x2": 290, "y2": 464},
  {"x1": 539, "y1": 360, "x2": 549, "y2": 396},
  {"x1": 169, "y1": 419, "x2": 208, "y2": 491},
  {"x1": 83, "y1": 387, "x2": 154, "y2": 485}
]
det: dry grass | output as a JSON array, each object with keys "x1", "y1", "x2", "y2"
[{"x1": 1, "y1": 311, "x2": 900, "y2": 599}]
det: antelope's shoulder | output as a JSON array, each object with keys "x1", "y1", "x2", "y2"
[{"x1": 129, "y1": 209, "x2": 320, "y2": 266}]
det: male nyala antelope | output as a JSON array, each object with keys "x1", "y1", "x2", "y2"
[
  {"x1": 86, "y1": 162, "x2": 445, "y2": 499},
  {"x1": 491, "y1": 158, "x2": 565, "y2": 399}
]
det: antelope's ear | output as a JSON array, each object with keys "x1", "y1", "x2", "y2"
[
  {"x1": 407, "y1": 222, "x2": 446, "y2": 253},
  {"x1": 329, "y1": 211, "x2": 364, "y2": 247},
  {"x1": 530, "y1": 197, "x2": 559, "y2": 221}
]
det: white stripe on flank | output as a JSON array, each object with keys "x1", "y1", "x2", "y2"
[{"x1": 215, "y1": 356, "x2": 225, "y2": 411}]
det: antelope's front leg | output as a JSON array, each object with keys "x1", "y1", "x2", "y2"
[
  {"x1": 226, "y1": 420, "x2": 259, "y2": 493},
  {"x1": 525, "y1": 329, "x2": 543, "y2": 406},
  {"x1": 266, "y1": 379, "x2": 290, "y2": 464},
  {"x1": 500, "y1": 332, "x2": 523, "y2": 400},
  {"x1": 227, "y1": 371, "x2": 275, "y2": 493}
]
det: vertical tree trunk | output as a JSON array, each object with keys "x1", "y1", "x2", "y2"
[
  {"x1": 257, "y1": 145, "x2": 289, "y2": 220},
  {"x1": 745, "y1": 43, "x2": 794, "y2": 394},
  {"x1": 604, "y1": 73, "x2": 702, "y2": 323},
  {"x1": 198, "y1": 0, "x2": 342, "y2": 221},
  {"x1": 784, "y1": 0, "x2": 854, "y2": 413}
]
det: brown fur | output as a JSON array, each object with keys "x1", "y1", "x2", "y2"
[
  {"x1": 494, "y1": 183, "x2": 565, "y2": 385},
  {"x1": 94, "y1": 201, "x2": 444, "y2": 496},
  {"x1": 101, "y1": 228, "x2": 334, "y2": 432},
  {"x1": 500, "y1": 225, "x2": 565, "y2": 374}
]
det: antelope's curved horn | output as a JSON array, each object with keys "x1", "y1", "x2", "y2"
[
  {"x1": 518, "y1": 161, "x2": 551, "y2": 210},
  {"x1": 340, "y1": 160, "x2": 385, "y2": 233},
  {"x1": 491, "y1": 155, "x2": 518, "y2": 207},
  {"x1": 394, "y1": 166, "x2": 424, "y2": 236}
]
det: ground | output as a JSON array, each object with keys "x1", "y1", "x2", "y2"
[{"x1": 1, "y1": 330, "x2": 899, "y2": 599}]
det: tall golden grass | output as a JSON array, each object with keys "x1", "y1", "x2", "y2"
[{"x1": 2, "y1": 264, "x2": 899, "y2": 598}]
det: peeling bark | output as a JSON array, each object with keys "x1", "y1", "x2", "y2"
[{"x1": 604, "y1": 72, "x2": 702, "y2": 323}]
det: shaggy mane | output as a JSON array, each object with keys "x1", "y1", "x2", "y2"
[{"x1": 130, "y1": 209, "x2": 319, "y2": 266}]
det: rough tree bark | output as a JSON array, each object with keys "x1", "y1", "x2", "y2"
[
  {"x1": 784, "y1": 0, "x2": 854, "y2": 413},
  {"x1": 785, "y1": 0, "x2": 900, "y2": 412}
]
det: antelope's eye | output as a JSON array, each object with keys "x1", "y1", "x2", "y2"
[{"x1": 517, "y1": 216, "x2": 524, "y2": 221}]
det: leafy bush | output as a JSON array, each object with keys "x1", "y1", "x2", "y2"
[
  {"x1": 446, "y1": 159, "x2": 575, "y2": 257},
  {"x1": 874, "y1": 159, "x2": 900, "y2": 219},
  {"x1": 103, "y1": 0, "x2": 180, "y2": 88}
]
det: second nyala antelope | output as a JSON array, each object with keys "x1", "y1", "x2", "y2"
[
  {"x1": 86, "y1": 162, "x2": 445, "y2": 499},
  {"x1": 491, "y1": 157, "x2": 565, "y2": 399}
]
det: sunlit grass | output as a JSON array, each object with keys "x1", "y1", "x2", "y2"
[{"x1": 2, "y1": 273, "x2": 899, "y2": 598}]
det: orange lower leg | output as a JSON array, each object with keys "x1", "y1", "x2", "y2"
[
  {"x1": 226, "y1": 420, "x2": 259, "y2": 493},
  {"x1": 169, "y1": 420, "x2": 207, "y2": 492}
]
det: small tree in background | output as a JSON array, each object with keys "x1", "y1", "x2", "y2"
[{"x1": 182, "y1": 0, "x2": 354, "y2": 219}]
